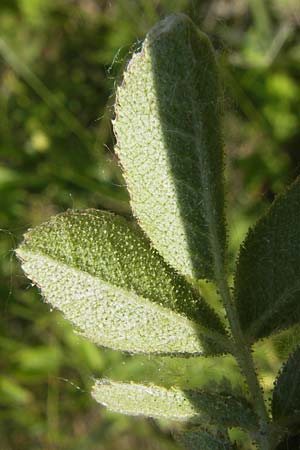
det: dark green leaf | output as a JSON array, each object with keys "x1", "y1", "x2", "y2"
[
  {"x1": 177, "y1": 428, "x2": 236, "y2": 450},
  {"x1": 235, "y1": 178, "x2": 300, "y2": 341},
  {"x1": 272, "y1": 347, "x2": 300, "y2": 427}
]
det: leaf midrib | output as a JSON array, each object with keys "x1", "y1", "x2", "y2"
[
  {"x1": 186, "y1": 31, "x2": 225, "y2": 284},
  {"x1": 19, "y1": 247, "x2": 233, "y2": 353}
]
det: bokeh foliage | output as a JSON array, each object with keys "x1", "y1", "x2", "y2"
[{"x1": 1, "y1": 1, "x2": 300, "y2": 449}]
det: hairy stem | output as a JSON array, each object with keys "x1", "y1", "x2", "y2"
[
  {"x1": 216, "y1": 268, "x2": 272, "y2": 450},
  {"x1": 194, "y1": 108, "x2": 272, "y2": 446},
  {"x1": 194, "y1": 114, "x2": 272, "y2": 448}
]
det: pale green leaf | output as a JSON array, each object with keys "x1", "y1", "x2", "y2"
[
  {"x1": 234, "y1": 178, "x2": 300, "y2": 341},
  {"x1": 114, "y1": 13, "x2": 226, "y2": 281},
  {"x1": 176, "y1": 428, "x2": 236, "y2": 450},
  {"x1": 17, "y1": 209, "x2": 228, "y2": 356},
  {"x1": 92, "y1": 380, "x2": 258, "y2": 430},
  {"x1": 272, "y1": 347, "x2": 300, "y2": 426}
]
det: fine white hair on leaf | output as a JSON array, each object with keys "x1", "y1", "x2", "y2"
[
  {"x1": 114, "y1": 13, "x2": 226, "y2": 282},
  {"x1": 16, "y1": 209, "x2": 228, "y2": 356}
]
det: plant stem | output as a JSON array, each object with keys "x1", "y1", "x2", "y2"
[
  {"x1": 198, "y1": 174, "x2": 272, "y2": 447},
  {"x1": 200, "y1": 215, "x2": 273, "y2": 447},
  {"x1": 190, "y1": 59, "x2": 272, "y2": 445},
  {"x1": 216, "y1": 270, "x2": 272, "y2": 450}
]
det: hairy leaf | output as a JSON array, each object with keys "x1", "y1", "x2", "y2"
[
  {"x1": 176, "y1": 428, "x2": 236, "y2": 450},
  {"x1": 92, "y1": 380, "x2": 258, "y2": 430},
  {"x1": 235, "y1": 178, "x2": 300, "y2": 341},
  {"x1": 17, "y1": 209, "x2": 228, "y2": 356},
  {"x1": 272, "y1": 347, "x2": 300, "y2": 426},
  {"x1": 114, "y1": 13, "x2": 226, "y2": 281}
]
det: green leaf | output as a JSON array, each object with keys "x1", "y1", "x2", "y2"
[
  {"x1": 92, "y1": 379, "x2": 258, "y2": 430},
  {"x1": 234, "y1": 178, "x2": 300, "y2": 341},
  {"x1": 114, "y1": 13, "x2": 226, "y2": 281},
  {"x1": 17, "y1": 209, "x2": 228, "y2": 356},
  {"x1": 272, "y1": 347, "x2": 300, "y2": 427},
  {"x1": 176, "y1": 428, "x2": 236, "y2": 450}
]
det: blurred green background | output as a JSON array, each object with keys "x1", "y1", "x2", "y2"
[{"x1": 1, "y1": 1, "x2": 300, "y2": 449}]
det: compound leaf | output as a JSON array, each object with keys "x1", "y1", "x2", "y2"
[
  {"x1": 234, "y1": 178, "x2": 300, "y2": 341},
  {"x1": 17, "y1": 209, "x2": 228, "y2": 356},
  {"x1": 114, "y1": 13, "x2": 226, "y2": 281},
  {"x1": 92, "y1": 379, "x2": 258, "y2": 431},
  {"x1": 177, "y1": 428, "x2": 236, "y2": 450},
  {"x1": 272, "y1": 347, "x2": 300, "y2": 427}
]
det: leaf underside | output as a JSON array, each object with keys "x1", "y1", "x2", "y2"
[
  {"x1": 272, "y1": 347, "x2": 300, "y2": 427},
  {"x1": 234, "y1": 177, "x2": 300, "y2": 342},
  {"x1": 114, "y1": 13, "x2": 226, "y2": 281},
  {"x1": 92, "y1": 379, "x2": 258, "y2": 431},
  {"x1": 17, "y1": 209, "x2": 227, "y2": 356}
]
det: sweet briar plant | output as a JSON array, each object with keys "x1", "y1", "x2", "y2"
[{"x1": 16, "y1": 13, "x2": 300, "y2": 450}]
